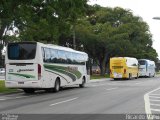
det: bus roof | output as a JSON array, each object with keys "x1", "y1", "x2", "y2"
[
  {"x1": 138, "y1": 59, "x2": 155, "y2": 63},
  {"x1": 8, "y1": 41, "x2": 87, "y2": 55},
  {"x1": 110, "y1": 57, "x2": 137, "y2": 60},
  {"x1": 38, "y1": 42, "x2": 87, "y2": 55},
  {"x1": 138, "y1": 59, "x2": 150, "y2": 61}
]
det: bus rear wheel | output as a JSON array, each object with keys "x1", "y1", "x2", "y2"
[
  {"x1": 153, "y1": 73, "x2": 155, "y2": 77},
  {"x1": 149, "y1": 73, "x2": 151, "y2": 78},
  {"x1": 135, "y1": 73, "x2": 138, "y2": 79},
  {"x1": 23, "y1": 88, "x2": 35, "y2": 94},
  {"x1": 128, "y1": 73, "x2": 132, "y2": 80},
  {"x1": 53, "y1": 79, "x2": 60, "y2": 92}
]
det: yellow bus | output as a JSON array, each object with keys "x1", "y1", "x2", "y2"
[{"x1": 110, "y1": 57, "x2": 139, "y2": 80}]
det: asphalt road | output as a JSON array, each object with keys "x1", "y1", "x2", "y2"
[{"x1": 0, "y1": 76, "x2": 160, "y2": 120}]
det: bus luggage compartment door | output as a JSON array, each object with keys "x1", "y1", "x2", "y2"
[{"x1": 6, "y1": 63, "x2": 38, "y2": 81}]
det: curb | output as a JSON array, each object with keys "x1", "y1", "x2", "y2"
[
  {"x1": 0, "y1": 78, "x2": 111, "y2": 95},
  {"x1": 89, "y1": 78, "x2": 111, "y2": 83},
  {"x1": 0, "y1": 90, "x2": 23, "y2": 96}
]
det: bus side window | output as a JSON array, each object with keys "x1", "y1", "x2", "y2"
[
  {"x1": 84, "y1": 54, "x2": 88, "y2": 61},
  {"x1": 50, "y1": 49, "x2": 58, "y2": 63},
  {"x1": 72, "y1": 53, "x2": 78, "y2": 64},
  {"x1": 57, "y1": 50, "x2": 67, "y2": 63},
  {"x1": 79, "y1": 54, "x2": 85, "y2": 65},
  {"x1": 132, "y1": 63, "x2": 137, "y2": 66},
  {"x1": 41, "y1": 47, "x2": 45, "y2": 62},
  {"x1": 44, "y1": 48, "x2": 51, "y2": 63},
  {"x1": 66, "y1": 52, "x2": 73, "y2": 64}
]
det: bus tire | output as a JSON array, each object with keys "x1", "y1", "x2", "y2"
[
  {"x1": 79, "y1": 77, "x2": 86, "y2": 88},
  {"x1": 53, "y1": 78, "x2": 60, "y2": 92},
  {"x1": 153, "y1": 73, "x2": 155, "y2": 77},
  {"x1": 23, "y1": 88, "x2": 35, "y2": 94},
  {"x1": 149, "y1": 73, "x2": 151, "y2": 78},
  {"x1": 135, "y1": 73, "x2": 138, "y2": 79},
  {"x1": 128, "y1": 73, "x2": 132, "y2": 80}
]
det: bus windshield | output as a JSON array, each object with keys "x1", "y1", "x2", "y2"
[
  {"x1": 138, "y1": 60, "x2": 146, "y2": 65},
  {"x1": 8, "y1": 43, "x2": 37, "y2": 60}
]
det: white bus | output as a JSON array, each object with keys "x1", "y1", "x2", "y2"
[
  {"x1": 5, "y1": 42, "x2": 89, "y2": 93},
  {"x1": 138, "y1": 59, "x2": 156, "y2": 77}
]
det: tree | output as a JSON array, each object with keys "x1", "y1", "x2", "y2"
[
  {"x1": 75, "y1": 6, "x2": 158, "y2": 75},
  {"x1": 0, "y1": 0, "x2": 25, "y2": 67},
  {"x1": 0, "y1": 0, "x2": 88, "y2": 67},
  {"x1": 15, "y1": 0, "x2": 88, "y2": 44}
]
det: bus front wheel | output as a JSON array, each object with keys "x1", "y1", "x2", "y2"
[
  {"x1": 128, "y1": 73, "x2": 132, "y2": 80},
  {"x1": 54, "y1": 78, "x2": 60, "y2": 92},
  {"x1": 79, "y1": 77, "x2": 86, "y2": 88},
  {"x1": 149, "y1": 73, "x2": 151, "y2": 78},
  {"x1": 135, "y1": 73, "x2": 138, "y2": 79}
]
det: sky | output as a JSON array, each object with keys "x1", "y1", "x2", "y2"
[{"x1": 89, "y1": 0, "x2": 160, "y2": 59}]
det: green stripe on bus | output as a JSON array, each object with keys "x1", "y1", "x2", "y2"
[
  {"x1": 8, "y1": 73, "x2": 36, "y2": 78},
  {"x1": 44, "y1": 64, "x2": 82, "y2": 81}
]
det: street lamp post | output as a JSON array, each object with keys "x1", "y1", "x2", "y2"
[
  {"x1": 153, "y1": 16, "x2": 160, "y2": 71},
  {"x1": 153, "y1": 17, "x2": 160, "y2": 20}
]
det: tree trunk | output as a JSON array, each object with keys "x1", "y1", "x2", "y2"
[
  {"x1": 72, "y1": 24, "x2": 76, "y2": 50},
  {"x1": 105, "y1": 57, "x2": 110, "y2": 74},
  {"x1": 99, "y1": 52, "x2": 110, "y2": 76},
  {"x1": 102, "y1": 57, "x2": 107, "y2": 76},
  {"x1": 0, "y1": 24, "x2": 6, "y2": 40},
  {"x1": 99, "y1": 56, "x2": 106, "y2": 76}
]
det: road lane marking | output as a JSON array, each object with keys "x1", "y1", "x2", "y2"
[
  {"x1": 90, "y1": 83, "x2": 108, "y2": 87},
  {"x1": 150, "y1": 104, "x2": 160, "y2": 106},
  {"x1": 0, "y1": 99, "x2": 6, "y2": 101},
  {"x1": 0, "y1": 95, "x2": 28, "y2": 101},
  {"x1": 90, "y1": 83, "x2": 119, "y2": 87},
  {"x1": 0, "y1": 96, "x2": 27, "y2": 101},
  {"x1": 144, "y1": 94, "x2": 151, "y2": 115},
  {"x1": 150, "y1": 99, "x2": 160, "y2": 102},
  {"x1": 144, "y1": 87, "x2": 160, "y2": 119},
  {"x1": 135, "y1": 82, "x2": 141, "y2": 85},
  {"x1": 105, "y1": 88, "x2": 118, "y2": 91},
  {"x1": 15, "y1": 96, "x2": 28, "y2": 99},
  {"x1": 151, "y1": 109, "x2": 160, "y2": 112},
  {"x1": 50, "y1": 97, "x2": 78, "y2": 106},
  {"x1": 150, "y1": 94, "x2": 160, "y2": 96},
  {"x1": 3, "y1": 93, "x2": 24, "y2": 97},
  {"x1": 149, "y1": 96, "x2": 160, "y2": 99}
]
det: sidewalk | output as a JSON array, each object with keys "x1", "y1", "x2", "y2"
[{"x1": 0, "y1": 75, "x2": 5, "y2": 80}]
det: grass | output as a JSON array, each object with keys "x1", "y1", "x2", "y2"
[
  {"x1": 90, "y1": 74, "x2": 110, "y2": 80},
  {"x1": 0, "y1": 81, "x2": 18, "y2": 93},
  {"x1": 156, "y1": 71, "x2": 160, "y2": 75}
]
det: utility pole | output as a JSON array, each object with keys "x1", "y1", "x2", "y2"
[{"x1": 73, "y1": 24, "x2": 76, "y2": 50}]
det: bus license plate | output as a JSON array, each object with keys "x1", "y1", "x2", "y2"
[{"x1": 18, "y1": 82, "x2": 24, "y2": 84}]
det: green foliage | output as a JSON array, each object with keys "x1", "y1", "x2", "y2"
[
  {"x1": 0, "y1": 0, "x2": 88, "y2": 44},
  {"x1": 0, "y1": 81, "x2": 18, "y2": 93},
  {"x1": 0, "y1": 1, "x2": 158, "y2": 75},
  {"x1": 90, "y1": 74, "x2": 110, "y2": 79},
  {"x1": 17, "y1": 0, "x2": 88, "y2": 43},
  {"x1": 75, "y1": 6, "x2": 158, "y2": 75}
]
